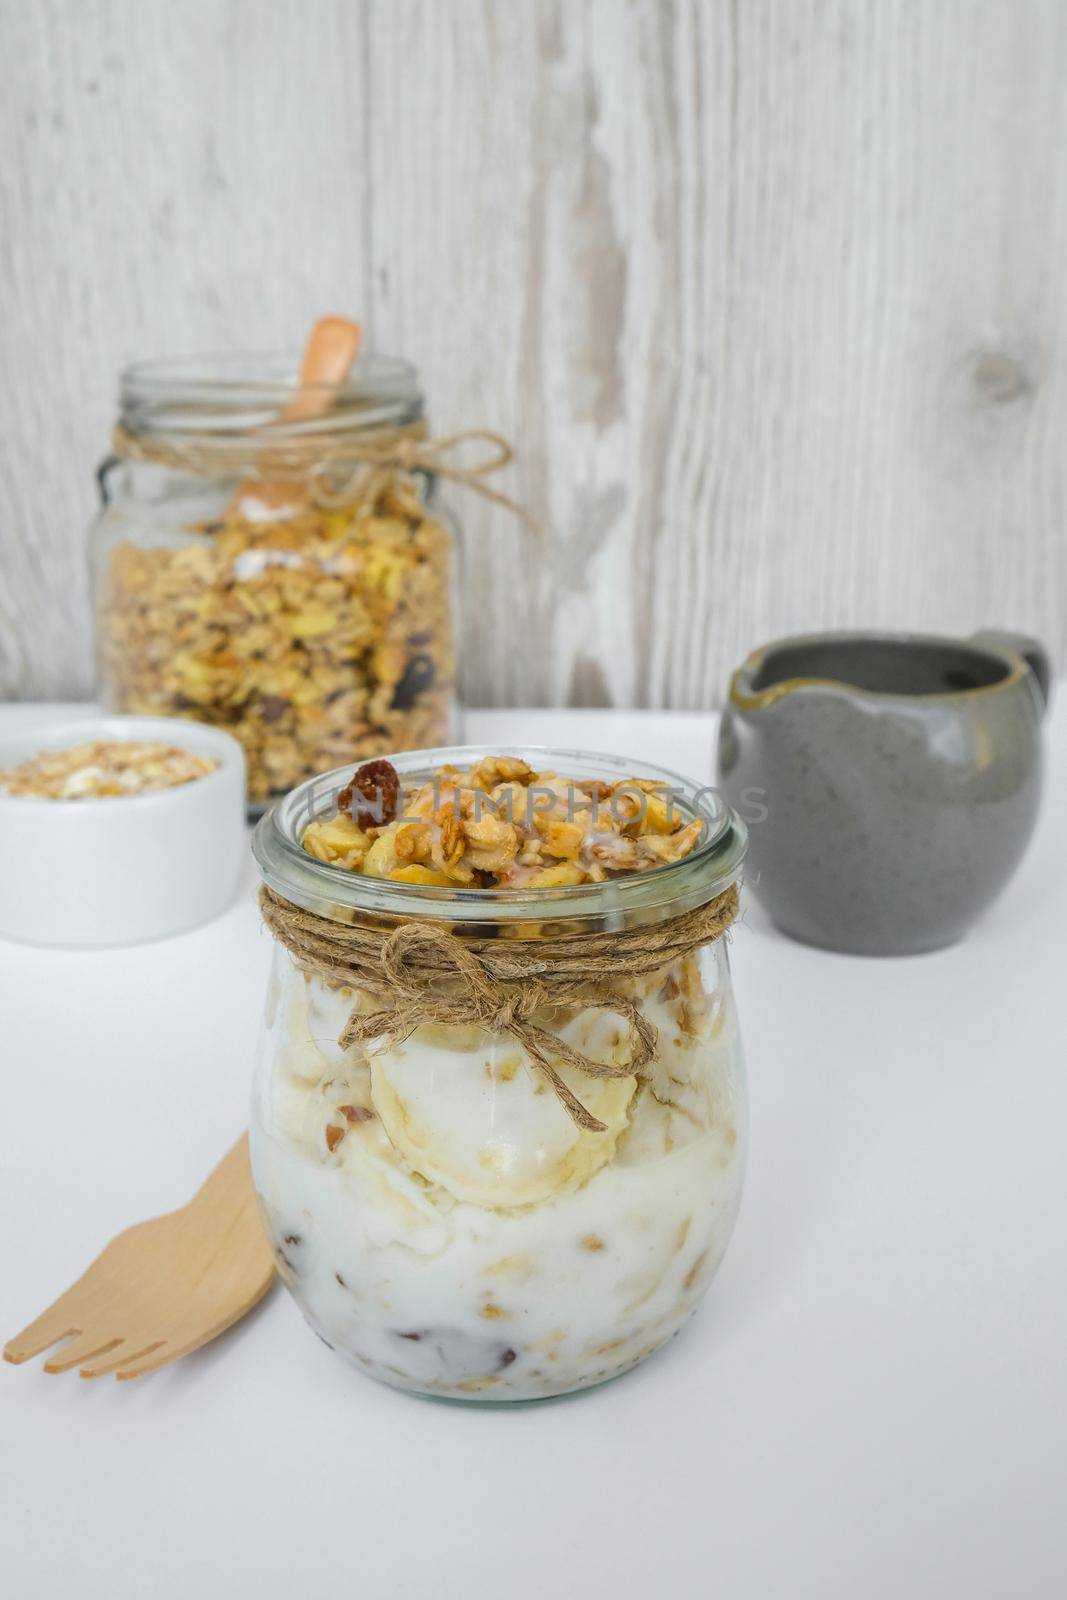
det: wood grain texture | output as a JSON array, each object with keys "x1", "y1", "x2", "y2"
[{"x1": 1, "y1": 0, "x2": 1065, "y2": 707}]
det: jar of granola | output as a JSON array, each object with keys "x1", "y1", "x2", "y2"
[
  {"x1": 251, "y1": 745, "x2": 748, "y2": 1402},
  {"x1": 90, "y1": 352, "x2": 461, "y2": 809}
]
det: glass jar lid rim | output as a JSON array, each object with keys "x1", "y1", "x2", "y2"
[
  {"x1": 253, "y1": 743, "x2": 748, "y2": 927},
  {"x1": 120, "y1": 350, "x2": 422, "y2": 437}
]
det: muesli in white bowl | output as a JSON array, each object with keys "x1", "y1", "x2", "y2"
[
  {"x1": 251, "y1": 746, "x2": 748, "y2": 1401},
  {"x1": 0, "y1": 736, "x2": 217, "y2": 799},
  {"x1": 0, "y1": 715, "x2": 245, "y2": 947}
]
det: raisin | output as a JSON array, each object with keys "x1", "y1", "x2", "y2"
[
  {"x1": 390, "y1": 653, "x2": 436, "y2": 711},
  {"x1": 259, "y1": 694, "x2": 290, "y2": 724},
  {"x1": 337, "y1": 758, "x2": 401, "y2": 828}
]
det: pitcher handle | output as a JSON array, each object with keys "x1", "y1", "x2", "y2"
[{"x1": 970, "y1": 629, "x2": 1051, "y2": 712}]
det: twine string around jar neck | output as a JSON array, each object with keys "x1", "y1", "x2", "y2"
[
  {"x1": 111, "y1": 418, "x2": 533, "y2": 522},
  {"x1": 258, "y1": 882, "x2": 740, "y2": 1132}
]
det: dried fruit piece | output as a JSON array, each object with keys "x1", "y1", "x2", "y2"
[
  {"x1": 389, "y1": 864, "x2": 455, "y2": 886},
  {"x1": 338, "y1": 758, "x2": 400, "y2": 829},
  {"x1": 258, "y1": 695, "x2": 290, "y2": 724},
  {"x1": 535, "y1": 817, "x2": 584, "y2": 859},
  {"x1": 391, "y1": 653, "x2": 436, "y2": 711}
]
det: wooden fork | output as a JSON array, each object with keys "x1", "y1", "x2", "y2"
[{"x1": 3, "y1": 1136, "x2": 275, "y2": 1381}]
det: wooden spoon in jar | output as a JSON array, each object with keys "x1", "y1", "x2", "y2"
[{"x1": 229, "y1": 313, "x2": 363, "y2": 518}]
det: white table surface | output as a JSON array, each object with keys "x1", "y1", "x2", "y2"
[{"x1": 2, "y1": 702, "x2": 1065, "y2": 1600}]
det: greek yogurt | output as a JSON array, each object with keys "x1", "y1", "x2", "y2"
[{"x1": 249, "y1": 939, "x2": 746, "y2": 1400}]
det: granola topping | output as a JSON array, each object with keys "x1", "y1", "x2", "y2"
[
  {"x1": 302, "y1": 756, "x2": 705, "y2": 886},
  {"x1": 0, "y1": 739, "x2": 217, "y2": 800}
]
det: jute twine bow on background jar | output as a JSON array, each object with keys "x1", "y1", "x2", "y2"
[
  {"x1": 111, "y1": 419, "x2": 534, "y2": 521},
  {"x1": 258, "y1": 883, "x2": 739, "y2": 1131}
]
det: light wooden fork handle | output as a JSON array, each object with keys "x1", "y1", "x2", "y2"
[{"x1": 4, "y1": 1134, "x2": 276, "y2": 1381}]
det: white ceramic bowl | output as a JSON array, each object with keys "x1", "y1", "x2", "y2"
[{"x1": 0, "y1": 716, "x2": 246, "y2": 947}]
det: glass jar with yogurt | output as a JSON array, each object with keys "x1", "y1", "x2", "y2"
[{"x1": 250, "y1": 745, "x2": 748, "y2": 1401}]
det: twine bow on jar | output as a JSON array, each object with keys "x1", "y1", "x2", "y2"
[
  {"x1": 111, "y1": 419, "x2": 534, "y2": 523},
  {"x1": 258, "y1": 884, "x2": 739, "y2": 1131}
]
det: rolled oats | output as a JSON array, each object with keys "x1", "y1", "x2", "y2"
[{"x1": 0, "y1": 739, "x2": 216, "y2": 800}]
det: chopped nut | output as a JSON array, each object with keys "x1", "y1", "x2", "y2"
[
  {"x1": 588, "y1": 835, "x2": 640, "y2": 871},
  {"x1": 463, "y1": 812, "x2": 518, "y2": 871},
  {"x1": 432, "y1": 813, "x2": 471, "y2": 881},
  {"x1": 394, "y1": 821, "x2": 432, "y2": 862},
  {"x1": 339, "y1": 1104, "x2": 374, "y2": 1124},
  {"x1": 325, "y1": 1124, "x2": 345, "y2": 1152},
  {"x1": 683, "y1": 1250, "x2": 710, "y2": 1291},
  {"x1": 469, "y1": 755, "x2": 534, "y2": 790}
]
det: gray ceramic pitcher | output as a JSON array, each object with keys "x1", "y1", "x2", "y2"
[{"x1": 717, "y1": 629, "x2": 1049, "y2": 955}]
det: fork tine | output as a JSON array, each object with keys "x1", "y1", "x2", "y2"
[
  {"x1": 4, "y1": 1244, "x2": 134, "y2": 1365},
  {"x1": 116, "y1": 1343, "x2": 176, "y2": 1381},
  {"x1": 4, "y1": 1301, "x2": 84, "y2": 1364},
  {"x1": 115, "y1": 1264, "x2": 274, "y2": 1380},
  {"x1": 44, "y1": 1334, "x2": 123, "y2": 1374},
  {"x1": 7, "y1": 1133, "x2": 274, "y2": 1382},
  {"x1": 80, "y1": 1340, "x2": 165, "y2": 1379}
]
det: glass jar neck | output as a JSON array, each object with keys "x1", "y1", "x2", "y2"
[
  {"x1": 118, "y1": 351, "x2": 424, "y2": 447},
  {"x1": 253, "y1": 745, "x2": 748, "y2": 937}
]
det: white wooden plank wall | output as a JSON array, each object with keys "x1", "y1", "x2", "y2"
[{"x1": 1, "y1": 0, "x2": 1064, "y2": 708}]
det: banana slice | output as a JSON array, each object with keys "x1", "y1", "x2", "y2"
[
  {"x1": 304, "y1": 976, "x2": 358, "y2": 1068},
  {"x1": 279, "y1": 969, "x2": 332, "y2": 1083},
  {"x1": 369, "y1": 1010, "x2": 637, "y2": 1208}
]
